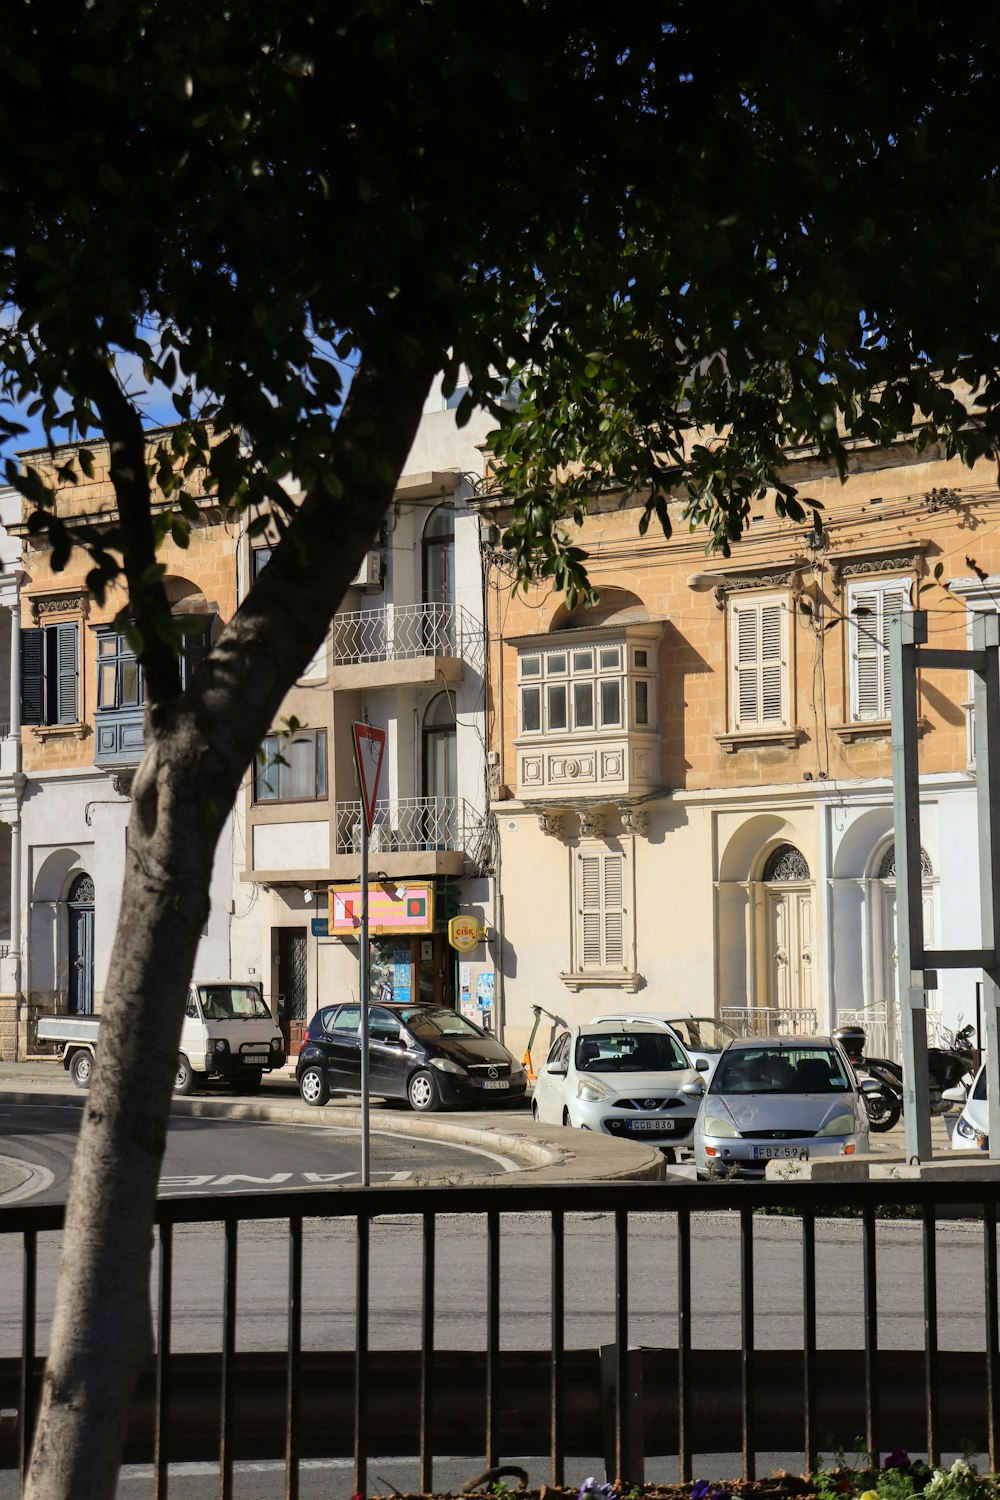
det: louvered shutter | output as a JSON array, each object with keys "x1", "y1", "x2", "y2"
[
  {"x1": 851, "y1": 587, "x2": 881, "y2": 719},
  {"x1": 879, "y1": 586, "x2": 908, "y2": 717},
  {"x1": 55, "y1": 622, "x2": 79, "y2": 724},
  {"x1": 732, "y1": 599, "x2": 787, "y2": 729},
  {"x1": 580, "y1": 855, "x2": 602, "y2": 968},
  {"x1": 759, "y1": 603, "x2": 784, "y2": 723},
  {"x1": 20, "y1": 628, "x2": 43, "y2": 726},
  {"x1": 602, "y1": 854, "x2": 625, "y2": 968}
]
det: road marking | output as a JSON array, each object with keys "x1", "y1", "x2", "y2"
[
  {"x1": 0, "y1": 1154, "x2": 56, "y2": 1204},
  {"x1": 158, "y1": 1169, "x2": 417, "y2": 1195}
]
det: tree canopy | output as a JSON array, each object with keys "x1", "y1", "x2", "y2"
[{"x1": 4, "y1": 5, "x2": 1000, "y2": 1496}]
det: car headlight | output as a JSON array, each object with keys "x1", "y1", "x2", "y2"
[
  {"x1": 956, "y1": 1116, "x2": 978, "y2": 1139},
  {"x1": 703, "y1": 1115, "x2": 740, "y2": 1139},
  {"x1": 430, "y1": 1057, "x2": 467, "y2": 1076},
  {"x1": 816, "y1": 1113, "x2": 855, "y2": 1137},
  {"x1": 577, "y1": 1078, "x2": 612, "y2": 1103},
  {"x1": 213, "y1": 1039, "x2": 229, "y2": 1054},
  {"x1": 271, "y1": 1037, "x2": 283, "y2": 1051}
]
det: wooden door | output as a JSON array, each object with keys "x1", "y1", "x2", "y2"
[{"x1": 277, "y1": 927, "x2": 309, "y2": 1056}]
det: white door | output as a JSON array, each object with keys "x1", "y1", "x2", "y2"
[
  {"x1": 879, "y1": 884, "x2": 938, "y2": 1052},
  {"x1": 767, "y1": 888, "x2": 814, "y2": 1012}
]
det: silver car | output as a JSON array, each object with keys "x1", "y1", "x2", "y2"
[{"x1": 694, "y1": 1036, "x2": 870, "y2": 1179}]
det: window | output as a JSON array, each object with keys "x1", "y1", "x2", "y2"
[
  {"x1": 255, "y1": 728, "x2": 328, "y2": 802},
  {"x1": 21, "y1": 620, "x2": 79, "y2": 726},
  {"x1": 252, "y1": 546, "x2": 273, "y2": 578},
  {"x1": 729, "y1": 595, "x2": 789, "y2": 730},
  {"x1": 576, "y1": 849, "x2": 626, "y2": 973},
  {"x1": 95, "y1": 620, "x2": 212, "y2": 710},
  {"x1": 518, "y1": 639, "x2": 650, "y2": 735},
  {"x1": 848, "y1": 580, "x2": 909, "y2": 721}
]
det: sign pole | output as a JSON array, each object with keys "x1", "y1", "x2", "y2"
[
  {"x1": 352, "y1": 720, "x2": 385, "y2": 1191},
  {"x1": 359, "y1": 800, "x2": 370, "y2": 1187}
]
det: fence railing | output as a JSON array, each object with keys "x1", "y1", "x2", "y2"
[
  {"x1": 6, "y1": 1178, "x2": 1000, "y2": 1497},
  {"x1": 332, "y1": 603, "x2": 482, "y2": 667},
  {"x1": 334, "y1": 796, "x2": 481, "y2": 856},
  {"x1": 721, "y1": 1006, "x2": 819, "y2": 1038},
  {"x1": 835, "y1": 1003, "x2": 948, "y2": 1061}
]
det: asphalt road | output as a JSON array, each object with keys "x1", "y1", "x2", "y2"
[{"x1": 0, "y1": 1100, "x2": 514, "y2": 1207}]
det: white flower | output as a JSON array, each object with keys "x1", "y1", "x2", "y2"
[{"x1": 950, "y1": 1459, "x2": 972, "y2": 1478}]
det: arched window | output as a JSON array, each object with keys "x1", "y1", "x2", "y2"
[
  {"x1": 762, "y1": 843, "x2": 811, "y2": 882},
  {"x1": 67, "y1": 872, "x2": 95, "y2": 1017},
  {"x1": 422, "y1": 505, "x2": 454, "y2": 609}
]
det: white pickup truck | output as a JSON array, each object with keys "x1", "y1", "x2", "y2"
[{"x1": 36, "y1": 981, "x2": 287, "y2": 1094}]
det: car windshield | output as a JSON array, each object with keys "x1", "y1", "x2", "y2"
[
  {"x1": 669, "y1": 1017, "x2": 737, "y2": 1052},
  {"x1": 575, "y1": 1032, "x2": 689, "y2": 1073},
  {"x1": 711, "y1": 1046, "x2": 852, "y2": 1095},
  {"x1": 198, "y1": 985, "x2": 271, "y2": 1020},
  {"x1": 396, "y1": 1007, "x2": 484, "y2": 1040}
]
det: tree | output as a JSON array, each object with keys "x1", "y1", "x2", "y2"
[{"x1": 2, "y1": 4, "x2": 1000, "y2": 1494}]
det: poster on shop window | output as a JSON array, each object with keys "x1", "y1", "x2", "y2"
[{"x1": 475, "y1": 972, "x2": 494, "y2": 1028}]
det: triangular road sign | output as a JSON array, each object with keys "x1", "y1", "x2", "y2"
[{"x1": 352, "y1": 721, "x2": 386, "y2": 834}]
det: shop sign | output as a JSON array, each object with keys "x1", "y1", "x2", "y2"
[
  {"x1": 448, "y1": 915, "x2": 482, "y2": 953},
  {"x1": 310, "y1": 917, "x2": 329, "y2": 938},
  {"x1": 328, "y1": 883, "x2": 434, "y2": 936}
]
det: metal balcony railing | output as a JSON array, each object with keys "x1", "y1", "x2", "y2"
[
  {"x1": 721, "y1": 1005, "x2": 820, "y2": 1039},
  {"x1": 334, "y1": 796, "x2": 481, "y2": 856},
  {"x1": 332, "y1": 603, "x2": 482, "y2": 668},
  {"x1": 5, "y1": 1177, "x2": 1000, "y2": 1495}
]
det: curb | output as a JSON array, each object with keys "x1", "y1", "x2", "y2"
[{"x1": 0, "y1": 1085, "x2": 668, "y2": 1185}]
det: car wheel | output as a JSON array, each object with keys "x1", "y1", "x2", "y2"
[
  {"x1": 69, "y1": 1050, "x2": 93, "y2": 1090},
  {"x1": 407, "y1": 1069, "x2": 441, "y2": 1113},
  {"x1": 299, "y1": 1065, "x2": 329, "y2": 1107},
  {"x1": 173, "y1": 1057, "x2": 195, "y2": 1096},
  {"x1": 531, "y1": 1099, "x2": 540, "y2": 1121},
  {"x1": 562, "y1": 1107, "x2": 572, "y2": 1127}
]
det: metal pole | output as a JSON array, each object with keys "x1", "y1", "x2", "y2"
[
  {"x1": 972, "y1": 611, "x2": 1000, "y2": 1157},
  {"x1": 360, "y1": 803, "x2": 370, "y2": 1187},
  {"x1": 891, "y1": 609, "x2": 933, "y2": 1161}
]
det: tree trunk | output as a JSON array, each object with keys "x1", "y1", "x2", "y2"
[{"x1": 24, "y1": 353, "x2": 436, "y2": 1500}]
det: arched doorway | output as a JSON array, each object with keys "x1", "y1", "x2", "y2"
[
  {"x1": 760, "y1": 843, "x2": 814, "y2": 1017},
  {"x1": 422, "y1": 505, "x2": 454, "y2": 654},
  {"x1": 422, "y1": 692, "x2": 457, "y2": 847},
  {"x1": 67, "y1": 872, "x2": 95, "y2": 1016},
  {"x1": 871, "y1": 841, "x2": 938, "y2": 1052}
]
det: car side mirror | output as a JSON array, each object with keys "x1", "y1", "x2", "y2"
[
  {"x1": 682, "y1": 1079, "x2": 705, "y2": 1097},
  {"x1": 548, "y1": 1061, "x2": 568, "y2": 1076},
  {"x1": 859, "y1": 1078, "x2": 882, "y2": 1094},
  {"x1": 696, "y1": 1058, "x2": 710, "y2": 1072}
]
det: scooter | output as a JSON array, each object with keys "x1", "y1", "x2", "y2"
[
  {"x1": 832, "y1": 1026, "x2": 903, "y2": 1131},
  {"x1": 927, "y1": 1022, "x2": 976, "y2": 1111}
]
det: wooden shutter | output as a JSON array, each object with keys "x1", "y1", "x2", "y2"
[
  {"x1": 732, "y1": 598, "x2": 787, "y2": 729},
  {"x1": 577, "y1": 851, "x2": 626, "y2": 971},
  {"x1": 55, "y1": 622, "x2": 79, "y2": 724},
  {"x1": 20, "y1": 628, "x2": 44, "y2": 726},
  {"x1": 850, "y1": 582, "x2": 908, "y2": 720}
]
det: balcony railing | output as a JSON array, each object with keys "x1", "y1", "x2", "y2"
[
  {"x1": 836, "y1": 1001, "x2": 948, "y2": 1062},
  {"x1": 721, "y1": 1005, "x2": 819, "y2": 1039},
  {"x1": 335, "y1": 796, "x2": 483, "y2": 857},
  {"x1": 332, "y1": 603, "x2": 482, "y2": 668}
]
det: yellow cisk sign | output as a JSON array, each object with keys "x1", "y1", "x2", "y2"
[{"x1": 448, "y1": 915, "x2": 482, "y2": 953}]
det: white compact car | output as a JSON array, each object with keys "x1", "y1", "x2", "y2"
[
  {"x1": 532, "y1": 1020, "x2": 708, "y2": 1151},
  {"x1": 952, "y1": 1064, "x2": 989, "y2": 1150},
  {"x1": 589, "y1": 1011, "x2": 737, "y2": 1081}
]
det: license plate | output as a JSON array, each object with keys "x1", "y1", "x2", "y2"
[
  {"x1": 482, "y1": 1079, "x2": 509, "y2": 1090},
  {"x1": 630, "y1": 1119, "x2": 673, "y2": 1132},
  {"x1": 242, "y1": 1054, "x2": 268, "y2": 1065},
  {"x1": 751, "y1": 1144, "x2": 806, "y2": 1160}
]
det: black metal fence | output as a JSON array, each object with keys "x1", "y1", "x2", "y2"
[{"x1": 4, "y1": 1177, "x2": 1000, "y2": 1498}]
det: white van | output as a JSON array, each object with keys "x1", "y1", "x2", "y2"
[{"x1": 36, "y1": 981, "x2": 286, "y2": 1094}]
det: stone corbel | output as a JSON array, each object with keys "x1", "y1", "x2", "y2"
[
  {"x1": 618, "y1": 804, "x2": 649, "y2": 837},
  {"x1": 536, "y1": 810, "x2": 566, "y2": 839},
  {"x1": 578, "y1": 807, "x2": 606, "y2": 839}
]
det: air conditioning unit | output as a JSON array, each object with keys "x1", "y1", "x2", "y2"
[{"x1": 351, "y1": 550, "x2": 385, "y2": 590}]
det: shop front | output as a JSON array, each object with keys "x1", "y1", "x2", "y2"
[{"x1": 328, "y1": 881, "x2": 456, "y2": 1010}]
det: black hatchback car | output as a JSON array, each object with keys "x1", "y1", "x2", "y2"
[{"x1": 296, "y1": 1002, "x2": 528, "y2": 1112}]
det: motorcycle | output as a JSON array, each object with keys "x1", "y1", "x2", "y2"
[
  {"x1": 927, "y1": 1022, "x2": 976, "y2": 1111},
  {"x1": 832, "y1": 1025, "x2": 903, "y2": 1132}
]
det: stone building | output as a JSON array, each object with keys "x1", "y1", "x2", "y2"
[{"x1": 482, "y1": 439, "x2": 1000, "y2": 1064}]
